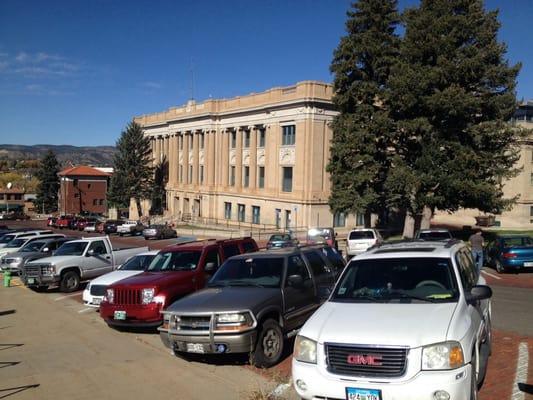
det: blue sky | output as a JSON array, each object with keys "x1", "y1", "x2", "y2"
[{"x1": 0, "y1": 0, "x2": 531, "y2": 146}]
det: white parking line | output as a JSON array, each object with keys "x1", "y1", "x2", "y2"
[
  {"x1": 512, "y1": 342, "x2": 529, "y2": 400},
  {"x1": 481, "y1": 270, "x2": 502, "y2": 280},
  {"x1": 54, "y1": 292, "x2": 82, "y2": 301},
  {"x1": 78, "y1": 307, "x2": 96, "y2": 314}
]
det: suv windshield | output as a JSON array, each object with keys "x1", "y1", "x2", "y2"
[
  {"x1": 21, "y1": 241, "x2": 47, "y2": 252},
  {"x1": 147, "y1": 251, "x2": 201, "y2": 272},
  {"x1": 332, "y1": 257, "x2": 459, "y2": 303},
  {"x1": 120, "y1": 254, "x2": 157, "y2": 271},
  {"x1": 54, "y1": 242, "x2": 88, "y2": 256},
  {"x1": 209, "y1": 257, "x2": 284, "y2": 288}
]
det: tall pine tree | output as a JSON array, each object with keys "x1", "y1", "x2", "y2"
[
  {"x1": 388, "y1": 0, "x2": 522, "y2": 237},
  {"x1": 108, "y1": 121, "x2": 154, "y2": 217},
  {"x1": 327, "y1": 0, "x2": 400, "y2": 226},
  {"x1": 35, "y1": 150, "x2": 60, "y2": 213}
]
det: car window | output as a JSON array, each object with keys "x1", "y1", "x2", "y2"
[
  {"x1": 204, "y1": 249, "x2": 220, "y2": 271},
  {"x1": 349, "y1": 231, "x2": 375, "y2": 240},
  {"x1": 321, "y1": 246, "x2": 345, "y2": 271},
  {"x1": 455, "y1": 250, "x2": 477, "y2": 290},
  {"x1": 418, "y1": 231, "x2": 452, "y2": 240},
  {"x1": 121, "y1": 254, "x2": 156, "y2": 271},
  {"x1": 147, "y1": 251, "x2": 201, "y2": 272},
  {"x1": 88, "y1": 240, "x2": 107, "y2": 255},
  {"x1": 209, "y1": 257, "x2": 284, "y2": 288},
  {"x1": 502, "y1": 237, "x2": 533, "y2": 247},
  {"x1": 286, "y1": 255, "x2": 311, "y2": 283},
  {"x1": 222, "y1": 244, "x2": 240, "y2": 258},
  {"x1": 302, "y1": 250, "x2": 329, "y2": 277},
  {"x1": 242, "y1": 241, "x2": 257, "y2": 253}
]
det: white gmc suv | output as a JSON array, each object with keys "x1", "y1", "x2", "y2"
[{"x1": 292, "y1": 239, "x2": 492, "y2": 400}]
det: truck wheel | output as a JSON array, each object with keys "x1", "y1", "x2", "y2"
[
  {"x1": 495, "y1": 260, "x2": 506, "y2": 274},
  {"x1": 60, "y1": 271, "x2": 80, "y2": 292},
  {"x1": 251, "y1": 319, "x2": 284, "y2": 368}
]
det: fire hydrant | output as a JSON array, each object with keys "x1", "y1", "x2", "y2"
[{"x1": 3, "y1": 271, "x2": 11, "y2": 287}]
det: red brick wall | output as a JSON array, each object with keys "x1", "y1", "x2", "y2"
[{"x1": 59, "y1": 177, "x2": 108, "y2": 215}]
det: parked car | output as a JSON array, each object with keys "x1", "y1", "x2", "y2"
[
  {"x1": 292, "y1": 239, "x2": 492, "y2": 400},
  {"x1": 0, "y1": 230, "x2": 54, "y2": 249},
  {"x1": 0, "y1": 211, "x2": 30, "y2": 220},
  {"x1": 117, "y1": 220, "x2": 145, "y2": 236},
  {"x1": 307, "y1": 227, "x2": 338, "y2": 249},
  {"x1": 83, "y1": 222, "x2": 98, "y2": 233},
  {"x1": 3, "y1": 237, "x2": 75, "y2": 273},
  {"x1": 266, "y1": 233, "x2": 299, "y2": 249},
  {"x1": 99, "y1": 237, "x2": 259, "y2": 329},
  {"x1": 346, "y1": 228, "x2": 383, "y2": 258},
  {"x1": 0, "y1": 233, "x2": 65, "y2": 259},
  {"x1": 47, "y1": 217, "x2": 58, "y2": 227},
  {"x1": 56, "y1": 215, "x2": 74, "y2": 229},
  {"x1": 103, "y1": 220, "x2": 124, "y2": 234},
  {"x1": 415, "y1": 228, "x2": 453, "y2": 241},
  {"x1": 83, "y1": 250, "x2": 159, "y2": 307},
  {"x1": 143, "y1": 224, "x2": 177, "y2": 240},
  {"x1": 22, "y1": 237, "x2": 149, "y2": 292},
  {"x1": 485, "y1": 234, "x2": 533, "y2": 273},
  {"x1": 159, "y1": 244, "x2": 345, "y2": 367},
  {"x1": 76, "y1": 217, "x2": 98, "y2": 231}
]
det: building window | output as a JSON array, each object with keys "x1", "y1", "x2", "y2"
[
  {"x1": 231, "y1": 131, "x2": 237, "y2": 149},
  {"x1": 282, "y1": 167, "x2": 293, "y2": 192},
  {"x1": 88, "y1": 184, "x2": 91, "y2": 189},
  {"x1": 252, "y1": 206, "x2": 260, "y2": 224},
  {"x1": 356, "y1": 213, "x2": 365, "y2": 226},
  {"x1": 258, "y1": 166, "x2": 265, "y2": 188},
  {"x1": 99, "y1": 199, "x2": 104, "y2": 206},
  {"x1": 282, "y1": 125, "x2": 296, "y2": 146},
  {"x1": 199, "y1": 133, "x2": 205, "y2": 149},
  {"x1": 93, "y1": 199, "x2": 98, "y2": 206},
  {"x1": 188, "y1": 165, "x2": 193, "y2": 183},
  {"x1": 14, "y1": 194, "x2": 22, "y2": 200},
  {"x1": 179, "y1": 165, "x2": 183, "y2": 182},
  {"x1": 230, "y1": 166, "x2": 236, "y2": 186},
  {"x1": 333, "y1": 212, "x2": 346, "y2": 227},
  {"x1": 243, "y1": 166, "x2": 249, "y2": 187},
  {"x1": 238, "y1": 204, "x2": 245, "y2": 222},
  {"x1": 244, "y1": 131, "x2": 250, "y2": 148},
  {"x1": 259, "y1": 128, "x2": 266, "y2": 148},
  {"x1": 199, "y1": 165, "x2": 204, "y2": 184},
  {"x1": 531, "y1": 172, "x2": 533, "y2": 186},
  {"x1": 224, "y1": 202, "x2": 232, "y2": 219}
]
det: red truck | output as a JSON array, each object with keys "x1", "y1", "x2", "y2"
[
  {"x1": 99, "y1": 237, "x2": 258, "y2": 329},
  {"x1": 56, "y1": 215, "x2": 74, "y2": 229}
]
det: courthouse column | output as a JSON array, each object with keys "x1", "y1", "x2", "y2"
[
  {"x1": 249, "y1": 126, "x2": 257, "y2": 189},
  {"x1": 235, "y1": 128, "x2": 243, "y2": 188}
]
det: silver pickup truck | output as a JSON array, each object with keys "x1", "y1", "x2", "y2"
[{"x1": 21, "y1": 236, "x2": 148, "y2": 292}]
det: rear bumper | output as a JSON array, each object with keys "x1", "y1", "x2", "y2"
[
  {"x1": 501, "y1": 259, "x2": 533, "y2": 269},
  {"x1": 159, "y1": 329, "x2": 257, "y2": 354}
]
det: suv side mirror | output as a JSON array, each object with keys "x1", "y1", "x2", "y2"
[
  {"x1": 465, "y1": 285, "x2": 492, "y2": 304},
  {"x1": 42, "y1": 247, "x2": 49, "y2": 253},
  {"x1": 205, "y1": 262, "x2": 216, "y2": 273},
  {"x1": 86, "y1": 249, "x2": 95, "y2": 257},
  {"x1": 287, "y1": 274, "x2": 304, "y2": 288}
]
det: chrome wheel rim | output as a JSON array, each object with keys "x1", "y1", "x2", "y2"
[{"x1": 262, "y1": 329, "x2": 280, "y2": 359}]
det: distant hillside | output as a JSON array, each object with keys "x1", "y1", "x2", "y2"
[{"x1": 0, "y1": 144, "x2": 116, "y2": 167}]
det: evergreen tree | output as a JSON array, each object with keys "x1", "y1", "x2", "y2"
[
  {"x1": 327, "y1": 0, "x2": 400, "y2": 225},
  {"x1": 35, "y1": 150, "x2": 60, "y2": 213},
  {"x1": 108, "y1": 121, "x2": 154, "y2": 216},
  {"x1": 150, "y1": 156, "x2": 168, "y2": 215},
  {"x1": 388, "y1": 0, "x2": 522, "y2": 237}
]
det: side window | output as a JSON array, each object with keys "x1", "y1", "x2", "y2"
[
  {"x1": 204, "y1": 250, "x2": 220, "y2": 271},
  {"x1": 88, "y1": 240, "x2": 107, "y2": 255},
  {"x1": 242, "y1": 241, "x2": 257, "y2": 253},
  {"x1": 222, "y1": 244, "x2": 240, "y2": 259},
  {"x1": 47, "y1": 242, "x2": 58, "y2": 251},
  {"x1": 455, "y1": 251, "x2": 476, "y2": 290},
  {"x1": 302, "y1": 250, "x2": 329, "y2": 277},
  {"x1": 321, "y1": 246, "x2": 345, "y2": 271},
  {"x1": 286, "y1": 255, "x2": 311, "y2": 284}
]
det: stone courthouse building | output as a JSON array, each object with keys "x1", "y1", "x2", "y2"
[
  {"x1": 136, "y1": 82, "x2": 533, "y2": 230},
  {"x1": 134, "y1": 81, "x2": 355, "y2": 230}
]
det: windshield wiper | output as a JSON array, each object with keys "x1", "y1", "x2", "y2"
[
  {"x1": 225, "y1": 281, "x2": 265, "y2": 288},
  {"x1": 386, "y1": 290, "x2": 437, "y2": 303}
]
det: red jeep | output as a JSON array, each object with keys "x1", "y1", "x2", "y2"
[{"x1": 99, "y1": 237, "x2": 258, "y2": 329}]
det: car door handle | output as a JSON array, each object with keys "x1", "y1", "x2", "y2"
[{"x1": 105, "y1": 256, "x2": 111, "y2": 260}]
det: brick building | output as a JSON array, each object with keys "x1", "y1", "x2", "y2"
[
  {"x1": 0, "y1": 188, "x2": 25, "y2": 213},
  {"x1": 58, "y1": 166, "x2": 111, "y2": 215}
]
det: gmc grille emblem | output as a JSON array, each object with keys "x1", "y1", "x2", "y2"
[{"x1": 346, "y1": 354, "x2": 383, "y2": 366}]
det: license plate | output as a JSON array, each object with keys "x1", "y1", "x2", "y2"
[
  {"x1": 93, "y1": 298, "x2": 102, "y2": 305},
  {"x1": 186, "y1": 343, "x2": 205, "y2": 353},
  {"x1": 27, "y1": 278, "x2": 35, "y2": 284},
  {"x1": 346, "y1": 387, "x2": 381, "y2": 400},
  {"x1": 114, "y1": 310, "x2": 126, "y2": 320},
  {"x1": 524, "y1": 262, "x2": 533, "y2": 267}
]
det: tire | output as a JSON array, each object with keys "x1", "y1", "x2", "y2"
[
  {"x1": 60, "y1": 271, "x2": 80, "y2": 292},
  {"x1": 495, "y1": 260, "x2": 506, "y2": 274},
  {"x1": 251, "y1": 319, "x2": 284, "y2": 368}
]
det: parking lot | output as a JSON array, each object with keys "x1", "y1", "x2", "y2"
[{"x1": 1, "y1": 220, "x2": 532, "y2": 399}]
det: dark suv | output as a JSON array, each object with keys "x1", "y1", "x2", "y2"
[{"x1": 159, "y1": 244, "x2": 345, "y2": 367}]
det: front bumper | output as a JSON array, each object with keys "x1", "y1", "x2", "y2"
[
  {"x1": 22, "y1": 274, "x2": 59, "y2": 287},
  {"x1": 100, "y1": 302, "x2": 163, "y2": 328},
  {"x1": 159, "y1": 329, "x2": 257, "y2": 355},
  {"x1": 0, "y1": 262, "x2": 22, "y2": 272},
  {"x1": 292, "y1": 359, "x2": 472, "y2": 400}
]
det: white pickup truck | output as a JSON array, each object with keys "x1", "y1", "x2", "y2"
[
  {"x1": 117, "y1": 220, "x2": 145, "y2": 236},
  {"x1": 21, "y1": 236, "x2": 148, "y2": 292}
]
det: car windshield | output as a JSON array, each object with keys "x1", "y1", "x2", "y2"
[
  {"x1": 208, "y1": 257, "x2": 284, "y2": 288},
  {"x1": 418, "y1": 231, "x2": 451, "y2": 240},
  {"x1": 6, "y1": 238, "x2": 27, "y2": 248},
  {"x1": 120, "y1": 254, "x2": 157, "y2": 271},
  {"x1": 332, "y1": 257, "x2": 459, "y2": 303},
  {"x1": 147, "y1": 251, "x2": 201, "y2": 272},
  {"x1": 0, "y1": 234, "x2": 15, "y2": 243},
  {"x1": 269, "y1": 234, "x2": 290, "y2": 241},
  {"x1": 349, "y1": 231, "x2": 375, "y2": 240},
  {"x1": 54, "y1": 242, "x2": 88, "y2": 256},
  {"x1": 21, "y1": 241, "x2": 47, "y2": 252}
]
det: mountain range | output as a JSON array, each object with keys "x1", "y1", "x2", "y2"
[{"x1": 0, "y1": 144, "x2": 116, "y2": 167}]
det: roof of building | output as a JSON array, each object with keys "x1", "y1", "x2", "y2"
[
  {"x1": 58, "y1": 165, "x2": 112, "y2": 177},
  {"x1": 0, "y1": 188, "x2": 25, "y2": 194}
]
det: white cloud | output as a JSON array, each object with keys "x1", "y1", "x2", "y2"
[
  {"x1": 15, "y1": 52, "x2": 29, "y2": 62},
  {"x1": 141, "y1": 81, "x2": 162, "y2": 89}
]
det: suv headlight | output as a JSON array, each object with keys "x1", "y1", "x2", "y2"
[
  {"x1": 294, "y1": 335, "x2": 317, "y2": 364},
  {"x1": 42, "y1": 265, "x2": 55, "y2": 275},
  {"x1": 214, "y1": 312, "x2": 254, "y2": 332},
  {"x1": 142, "y1": 288, "x2": 155, "y2": 304},
  {"x1": 422, "y1": 341, "x2": 464, "y2": 370},
  {"x1": 105, "y1": 288, "x2": 114, "y2": 304}
]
